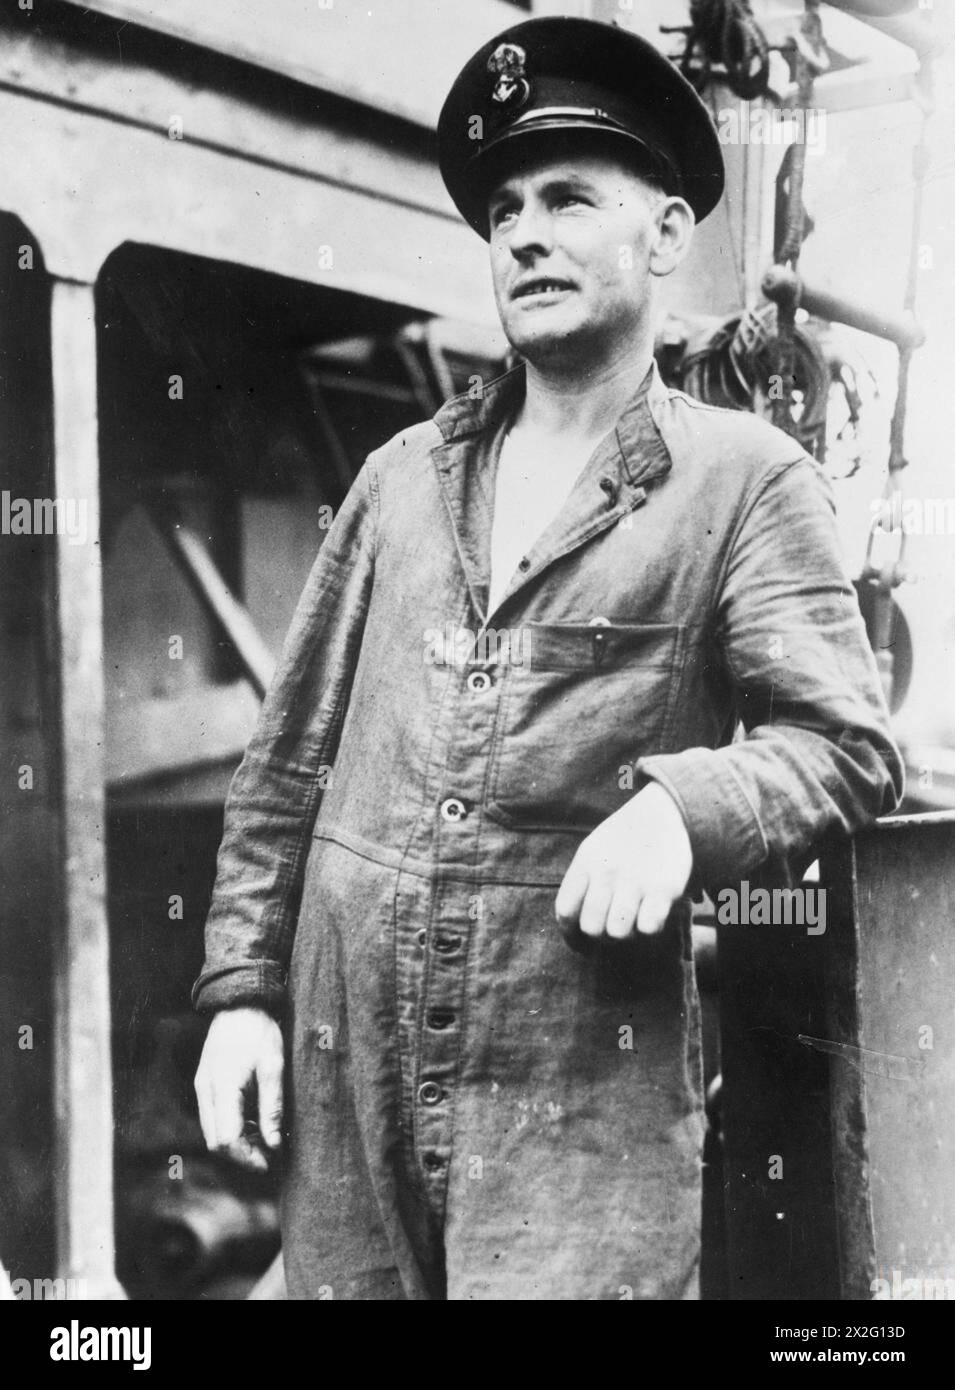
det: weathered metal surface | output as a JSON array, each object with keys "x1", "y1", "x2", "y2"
[
  {"x1": 0, "y1": 86, "x2": 494, "y2": 312},
  {"x1": 0, "y1": 22, "x2": 448, "y2": 222},
  {"x1": 720, "y1": 813, "x2": 955, "y2": 1299},
  {"x1": 825, "y1": 813, "x2": 955, "y2": 1299},
  {"x1": 55, "y1": 0, "x2": 526, "y2": 129}
]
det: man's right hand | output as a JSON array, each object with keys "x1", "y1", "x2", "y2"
[{"x1": 194, "y1": 1006, "x2": 285, "y2": 1171}]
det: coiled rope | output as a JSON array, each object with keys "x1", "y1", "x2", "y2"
[{"x1": 680, "y1": 0, "x2": 771, "y2": 100}]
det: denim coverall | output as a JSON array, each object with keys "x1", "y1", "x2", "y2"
[{"x1": 193, "y1": 360, "x2": 903, "y2": 1299}]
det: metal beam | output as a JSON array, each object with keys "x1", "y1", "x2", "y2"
[
  {"x1": 55, "y1": 0, "x2": 525, "y2": 130},
  {"x1": 48, "y1": 277, "x2": 125, "y2": 1300},
  {"x1": 147, "y1": 503, "x2": 276, "y2": 701},
  {"x1": 0, "y1": 87, "x2": 494, "y2": 317}
]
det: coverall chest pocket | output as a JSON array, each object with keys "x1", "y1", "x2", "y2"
[{"x1": 486, "y1": 621, "x2": 685, "y2": 833}]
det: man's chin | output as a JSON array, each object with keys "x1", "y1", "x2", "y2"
[{"x1": 501, "y1": 316, "x2": 584, "y2": 366}]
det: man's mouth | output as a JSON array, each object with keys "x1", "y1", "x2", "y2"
[{"x1": 510, "y1": 277, "x2": 575, "y2": 301}]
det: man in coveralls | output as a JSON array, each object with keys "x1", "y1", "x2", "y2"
[{"x1": 193, "y1": 17, "x2": 903, "y2": 1300}]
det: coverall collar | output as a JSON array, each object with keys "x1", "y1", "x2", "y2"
[
  {"x1": 431, "y1": 356, "x2": 673, "y2": 624},
  {"x1": 432, "y1": 356, "x2": 672, "y2": 489}
]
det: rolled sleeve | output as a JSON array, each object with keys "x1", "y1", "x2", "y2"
[
  {"x1": 638, "y1": 456, "x2": 904, "y2": 888},
  {"x1": 191, "y1": 961, "x2": 288, "y2": 1017}
]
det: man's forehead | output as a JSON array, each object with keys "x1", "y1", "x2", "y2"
[{"x1": 487, "y1": 149, "x2": 646, "y2": 199}]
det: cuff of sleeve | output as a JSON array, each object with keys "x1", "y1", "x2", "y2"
[
  {"x1": 191, "y1": 961, "x2": 287, "y2": 1017},
  {"x1": 636, "y1": 748, "x2": 769, "y2": 888}
]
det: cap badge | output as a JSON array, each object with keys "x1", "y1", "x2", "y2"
[{"x1": 487, "y1": 43, "x2": 530, "y2": 108}]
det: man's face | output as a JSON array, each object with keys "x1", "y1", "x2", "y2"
[{"x1": 487, "y1": 146, "x2": 669, "y2": 367}]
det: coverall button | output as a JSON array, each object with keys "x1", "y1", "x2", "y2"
[
  {"x1": 422, "y1": 1152, "x2": 445, "y2": 1172},
  {"x1": 417, "y1": 1080, "x2": 443, "y2": 1106},
  {"x1": 427, "y1": 1010, "x2": 456, "y2": 1030},
  {"x1": 415, "y1": 928, "x2": 427, "y2": 948},
  {"x1": 432, "y1": 934, "x2": 462, "y2": 955},
  {"x1": 466, "y1": 670, "x2": 491, "y2": 693},
  {"x1": 440, "y1": 796, "x2": 468, "y2": 822},
  {"x1": 589, "y1": 616, "x2": 611, "y2": 626},
  {"x1": 517, "y1": 556, "x2": 531, "y2": 571}
]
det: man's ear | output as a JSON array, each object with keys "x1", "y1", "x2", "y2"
[{"x1": 649, "y1": 197, "x2": 695, "y2": 279}]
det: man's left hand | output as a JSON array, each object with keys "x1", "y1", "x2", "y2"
[{"x1": 555, "y1": 782, "x2": 693, "y2": 944}]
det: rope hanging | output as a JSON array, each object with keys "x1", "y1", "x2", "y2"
[
  {"x1": 770, "y1": 0, "x2": 829, "y2": 434},
  {"x1": 675, "y1": 0, "x2": 772, "y2": 100}
]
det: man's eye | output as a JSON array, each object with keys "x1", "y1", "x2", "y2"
[
  {"x1": 555, "y1": 194, "x2": 586, "y2": 210},
  {"x1": 490, "y1": 205, "x2": 518, "y2": 228}
]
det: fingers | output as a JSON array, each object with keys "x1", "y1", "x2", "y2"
[
  {"x1": 553, "y1": 788, "x2": 692, "y2": 946},
  {"x1": 555, "y1": 871, "x2": 673, "y2": 943},
  {"x1": 193, "y1": 1012, "x2": 285, "y2": 1169},
  {"x1": 578, "y1": 874, "x2": 614, "y2": 939},
  {"x1": 194, "y1": 1068, "x2": 217, "y2": 1151},
  {"x1": 636, "y1": 893, "x2": 672, "y2": 937},
  {"x1": 223, "y1": 1132, "x2": 270, "y2": 1172},
  {"x1": 198, "y1": 1069, "x2": 268, "y2": 1170},
  {"x1": 198, "y1": 1072, "x2": 271, "y2": 1171},
  {"x1": 605, "y1": 881, "x2": 640, "y2": 939},
  {"x1": 257, "y1": 1056, "x2": 284, "y2": 1149},
  {"x1": 554, "y1": 856, "x2": 589, "y2": 942},
  {"x1": 211, "y1": 1071, "x2": 246, "y2": 1152}
]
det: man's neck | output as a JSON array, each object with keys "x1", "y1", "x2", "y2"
[{"x1": 514, "y1": 339, "x2": 655, "y2": 446}]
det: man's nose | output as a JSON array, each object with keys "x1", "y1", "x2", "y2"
[{"x1": 507, "y1": 202, "x2": 553, "y2": 260}]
